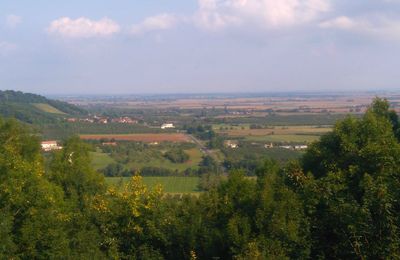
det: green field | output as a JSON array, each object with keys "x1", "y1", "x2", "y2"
[
  {"x1": 90, "y1": 151, "x2": 116, "y2": 170},
  {"x1": 124, "y1": 148, "x2": 203, "y2": 172},
  {"x1": 106, "y1": 176, "x2": 201, "y2": 193},
  {"x1": 33, "y1": 103, "x2": 66, "y2": 114},
  {"x1": 245, "y1": 134, "x2": 321, "y2": 143}
]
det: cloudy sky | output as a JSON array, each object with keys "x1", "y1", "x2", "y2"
[{"x1": 1, "y1": 0, "x2": 400, "y2": 94}]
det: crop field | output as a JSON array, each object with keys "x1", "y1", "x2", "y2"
[
  {"x1": 245, "y1": 134, "x2": 321, "y2": 143},
  {"x1": 106, "y1": 176, "x2": 201, "y2": 193},
  {"x1": 33, "y1": 103, "x2": 66, "y2": 114},
  {"x1": 80, "y1": 133, "x2": 191, "y2": 142},
  {"x1": 217, "y1": 125, "x2": 331, "y2": 143}
]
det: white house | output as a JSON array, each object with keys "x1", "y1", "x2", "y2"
[
  {"x1": 225, "y1": 140, "x2": 239, "y2": 149},
  {"x1": 161, "y1": 123, "x2": 175, "y2": 129},
  {"x1": 41, "y1": 141, "x2": 62, "y2": 152},
  {"x1": 294, "y1": 145, "x2": 308, "y2": 150}
]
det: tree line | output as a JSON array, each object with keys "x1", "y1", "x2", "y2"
[{"x1": 1, "y1": 98, "x2": 400, "y2": 259}]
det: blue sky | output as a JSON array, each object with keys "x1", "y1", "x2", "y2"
[{"x1": 1, "y1": 0, "x2": 400, "y2": 95}]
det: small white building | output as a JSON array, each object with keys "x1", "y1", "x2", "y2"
[
  {"x1": 161, "y1": 123, "x2": 175, "y2": 129},
  {"x1": 294, "y1": 145, "x2": 308, "y2": 150},
  {"x1": 264, "y1": 143, "x2": 274, "y2": 149},
  {"x1": 225, "y1": 140, "x2": 239, "y2": 149},
  {"x1": 41, "y1": 141, "x2": 62, "y2": 152}
]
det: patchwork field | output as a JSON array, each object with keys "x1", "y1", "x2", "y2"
[
  {"x1": 80, "y1": 133, "x2": 191, "y2": 142},
  {"x1": 106, "y1": 176, "x2": 201, "y2": 193}
]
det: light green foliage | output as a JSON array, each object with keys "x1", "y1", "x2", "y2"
[
  {"x1": 0, "y1": 119, "x2": 69, "y2": 258},
  {"x1": 107, "y1": 176, "x2": 201, "y2": 193}
]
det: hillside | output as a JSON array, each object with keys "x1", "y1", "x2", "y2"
[{"x1": 0, "y1": 90, "x2": 87, "y2": 124}]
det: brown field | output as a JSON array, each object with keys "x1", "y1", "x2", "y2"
[{"x1": 80, "y1": 133, "x2": 191, "y2": 142}]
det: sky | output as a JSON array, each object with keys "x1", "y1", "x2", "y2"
[{"x1": 1, "y1": 0, "x2": 400, "y2": 95}]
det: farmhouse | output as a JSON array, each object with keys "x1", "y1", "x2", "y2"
[
  {"x1": 225, "y1": 140, "x2": 238, "y2": 149},
  {"x1": 102, "y1": 142, "x2": 117, "y2": 146},
  {"x1": 264, "y1": 143, "x2": 274, "y2": 149},
  {"x1": 41, "y1": 141, "x2": 62, "y2": 152},
  {"x1": 294, "y1": 145, "x2": 308, "y2": 150},
  {"x1": 111, "y1": 117, "x2": 138, "y2": 124},
  {"x1": 161, "y1": 123, "x2": 175, "y2": 129}
]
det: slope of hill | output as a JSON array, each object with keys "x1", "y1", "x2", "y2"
[{"x1": 0, "y1": 90, "x2": 87, "y2": 124}]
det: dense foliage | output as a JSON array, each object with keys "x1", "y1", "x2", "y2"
[{"x1": 1, "y1": 98, "x2": 400, "y2": 259}]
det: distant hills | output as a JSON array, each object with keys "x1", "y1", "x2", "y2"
[{"x1": 0, "y1": 90, "x2": 87, "y2": 124}]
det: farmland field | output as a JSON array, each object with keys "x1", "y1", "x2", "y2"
[
  {"x1": 217, "y1": 125, "x2": 331, "y2": 143},
  {"x1": 33, "y1": 103, "x2": 66, "y2": 114},
  {"x1": 124, "y1": 147, "x2": 203, "y2": 172},
  {"x1": 80, "y1": 133, "x2": 191, "y2": 142},
  {"x1": 245, "y1": 134, "x2": 321, "y2": 143},
  {"x1": 106, "y1": 176, "x2": 201, "y2": 193},
  {"x1": 90, "y1": 150, "x2": 116, "y2": 170}
]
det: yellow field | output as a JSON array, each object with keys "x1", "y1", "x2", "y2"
[{"x1": 33, "y1": 103, "x2": 66, "y2": 114}]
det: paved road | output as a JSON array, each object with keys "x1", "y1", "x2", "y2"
[{"x1": 188, "y1": 135, "x2": 216, "y2": 158}]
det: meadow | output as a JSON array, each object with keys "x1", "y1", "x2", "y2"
[
  {"x1": 33, "y1": 103, "x2": 66, "y2": 114},
  {"x1": 90, "y1": 144, "x2": 203, "y2": 172},
  {"x1": 216, "y1": 125, "x2": 331, "y2": 143},
  {"x1": 90, "y1": 150, "x2": 116, "y2": 170}
]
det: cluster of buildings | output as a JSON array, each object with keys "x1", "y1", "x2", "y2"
[
  {"x1": 276, "y1": 144, "x2": 308, "y2": 150},
  {"x1": 66, "y1": 116, "x2": 138, "y2": 124},
  {"x1": 41, "y1": 141, "x2": 62, "y2": 152},
  {"x1": 161, "y1": 123, "x2": 175, "y2": 129},
  {"x1": 225, "y1": 140, "x2": 239, "y2": 149}
]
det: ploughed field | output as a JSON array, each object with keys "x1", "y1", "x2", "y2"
[{"x1": 80, "y1": 133, "x2": 191, "y2": 142}]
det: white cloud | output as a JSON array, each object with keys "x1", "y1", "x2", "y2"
[
  {"x1": 320, "y1": 15, "x2": 400, "y2": 41},
  {"x1": 194, "y1": 0, "x2": 331, "y2": 31},
  {"x1": 131, "y1": 14, "x2": 177, "y2": 34},
  {"x1": 5, "y1": 14, "x2": 22, "y2": 28},
  {"x1": 47, "y1": 17, "x2": 120, "y2": 38},
  {"x1": 0, "y1": 41, "x2": 17, "y2": 56},
  {"x1": 319, "y1": 16, "x2": 358, "y2": 29}
]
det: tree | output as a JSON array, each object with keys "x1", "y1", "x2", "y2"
[
  {"x1": 48, "y1": 137, "x2": 107, "y2": 258},
  {"x1": 0, "y1": 119, "x2": 69, "y2": 258},
  {"x1": 299, "y1": 98, "x2": 400, "y2": 259}
]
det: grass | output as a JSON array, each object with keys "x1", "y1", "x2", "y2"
[
  {"x1": 215, "y1": 125, "x2": 331, "y2": 143},
  {"x1": 33, "y1": 103, "x2": 66, "y2": 114},
  {"x1": 90, "y1": 150, "x2": 116, "y2": 170},
  {"x1": 125, "y1": 148, "x2": 203, "y2": 172},
  {"x1": 245, "y1": 134, "x2": 321, "y2": 143},
  {"x1": 106, "y1": 176, "x2": 201, "y2": 193},
  {"x1": 90, "y1": 147, "x2": 203, "y2": 172}
]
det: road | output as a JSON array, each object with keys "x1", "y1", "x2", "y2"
[{"x1": 188, "y1": 134, "x2": 217, "y2": 159}]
